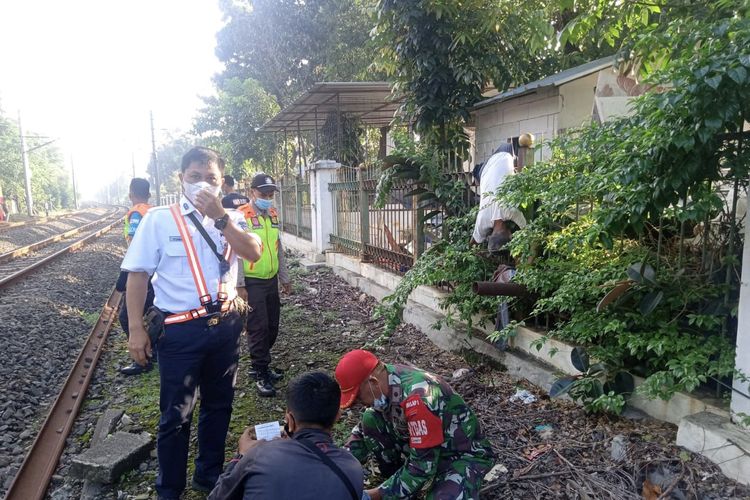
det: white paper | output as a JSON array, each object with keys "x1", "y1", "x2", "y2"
[{"x1": 254, "y1": 421, "x2": 281, "y2": 441}]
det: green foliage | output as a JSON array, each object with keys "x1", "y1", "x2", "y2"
[
  {"x1": 493, "y1": 10, "x2": 750, "y2": 404},
  {"x1": 374, "y1": 132, "x2": 472, "y2": 218},
  {"x1": 194, "y1": 77, "x2": 280, "y2": 172},
  {"x1": 0, "y1": 106, "x2": 73, "y2": 212},
  {"x1": 372, "y1": 0, "x2": 564, "y2": 147},
  {"x1": 215, "y1": 0, "x2": 379, "y2": 106},
  {"x1": 551, "y1": 347, "x2": 634, "y2": 414}
]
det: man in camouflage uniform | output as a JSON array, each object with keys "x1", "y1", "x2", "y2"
[{"x1": 335, "y1": 350, "x2": 494, "y2": 500}]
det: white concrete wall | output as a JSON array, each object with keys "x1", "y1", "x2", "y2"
[
  {"x1": 732, "y1": 213, "x2": 750, "y2": 425},
  {"x1": 559, "y1": 72, "x2": 599, "y2": 130},
  {"x1": 473, "y1": 86, "x2": 560, "y2": 164},
  {"x1": 277, "y1": 239, "x2": 731, "y2": 426}
]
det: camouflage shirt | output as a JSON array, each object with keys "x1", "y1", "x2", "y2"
[{"x1": 352, "y1": 364, "x2": 493, "y2": 499}]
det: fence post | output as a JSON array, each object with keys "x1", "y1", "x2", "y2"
[
  {"x1": 412, "y1": 196, "x2": 424, "y2": 264},
  {"x1": 295, "y1": 176, "x2": 302, "y2": 237},
  {"x1": 278, "y1": 178, "x2": 285, "y2": 233},
  {"x1": 310, "y1": 160, "x2": 340, "y2": 260},
  {"x1": 359, "y1": 165, "x2": 370, "y2": 261}
]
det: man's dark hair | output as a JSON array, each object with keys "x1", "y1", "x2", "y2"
[
  {"x1": 180, "y1": 146, "x2": 225, "y2": 173},
  {"x1": 223, "y1": 174, "x2": 235, "y2": 187},
  {"x1": 129, "y1": 178, "x2": 150, "y2": 199},
  {"x1": 286, "y1": 371, "x2": 341, "y2": 428}
]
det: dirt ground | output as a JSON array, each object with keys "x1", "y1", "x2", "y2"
[{"x1": 105, "y1": 257, "x2": 750, "y2": 499}]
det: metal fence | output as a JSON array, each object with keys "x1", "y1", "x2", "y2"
[
  {"x1": 278, "y1": 174, "x2": 312, "y2": 241},
  {"x1": 328, "y1": 164, "x2": 479, "y2": 274}
]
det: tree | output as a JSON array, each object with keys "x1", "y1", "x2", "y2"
[
  {"x1": 194, "y1": 77, "x2": 280, "y2": 173},
  {"x1": 214, "y1": 0, "x2": 378, "y2": 107},
  {"x1": 371, "y1": 0, "x2": 568, "y2": 148}
]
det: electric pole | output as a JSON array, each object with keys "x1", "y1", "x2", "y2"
[
  {"x1": 71, "y1": 155, "x2": 78, "y2": 209},
  {"x1": 18, "y1": 111, "x2": 33, "y2": 216},
  {"x1": 132, "y1": 151, "x2": 136, "y2": 178},
  {"x1": 150, "y1": 111, "x2": 161, "y2": 204}
]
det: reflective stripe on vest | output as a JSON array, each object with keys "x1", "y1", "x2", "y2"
[
  {"x1": 124, "y1": 203, "x2": 152, "y2": 240},
  {"x1": 239, "y1": 204, "x2": 279, "y2": 279},
  {"x1": 166, "y1": 204, "x2": 233, "y2": 324}
]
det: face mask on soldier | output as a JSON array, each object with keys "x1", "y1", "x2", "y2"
[{"x1": 369, "y1": 381, "x2": 389, "y2": 412}]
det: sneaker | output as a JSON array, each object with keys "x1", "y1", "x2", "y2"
[
  {"x1": 119, "y1": 362, "x2": 152, "y2": 376},
  {"x1": 256, "y1": 376, "x2": 277, "y2": 397},
  {"x1": 249, "y1": 367, "x2": 283, "y2": 383}
]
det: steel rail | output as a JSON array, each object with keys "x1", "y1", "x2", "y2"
[
  {"x1": 0, "y1": 217, "x2": 122, "y2": 289},
  {"x1": 3, "y1": 288, "x2": 122, "y2": 500},
  {"x1": 0, "y1": 209, "x2": 120, "y2": 264},
  {"x1": 0, "y1": 211, "x2": 80, "y2": 231}
]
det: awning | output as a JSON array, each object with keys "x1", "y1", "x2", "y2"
[{"x1": 258, "y1": 82, "x2": 403, "y2": 133}]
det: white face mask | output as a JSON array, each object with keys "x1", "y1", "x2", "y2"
[{"x1": 183, "y1": 181, "x2": 221, "y2": 204}]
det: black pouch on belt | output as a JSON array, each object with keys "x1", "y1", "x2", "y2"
[{"x1": 143, "y1": 306, "x2": 166, "y2": 346}]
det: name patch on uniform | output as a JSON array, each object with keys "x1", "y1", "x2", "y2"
[
  {"x1": 401, "y1": 394, "x2": 443, "y2": 449},
  {"x1": 169, "y1": 236, "x2": 182, "y2": 242}
]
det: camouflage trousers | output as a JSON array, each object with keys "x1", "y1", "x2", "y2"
[{"x1": 347, "y1": 409, "x2": 490, "y2": 500}]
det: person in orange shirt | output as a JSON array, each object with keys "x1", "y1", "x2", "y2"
[{"x1": 118, "y1": 178, "x2": 155, "y2": 375}]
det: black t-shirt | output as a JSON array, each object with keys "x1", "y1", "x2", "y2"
[{"x1": 222, "y1": 192, "x2": 251, "y2": 209}]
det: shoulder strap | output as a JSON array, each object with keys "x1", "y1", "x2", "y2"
[
  {"x1": 296, "y1": 439, "x2": 358, "y2": 500},
  {"x1": 169, "y1": 204, "x2": 212, "y2": 304}
]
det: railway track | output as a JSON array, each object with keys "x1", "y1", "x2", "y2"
[
  {"x1": 0, "y1": 208, "x2": 126, "y2": 500},
  {"x1": 3, "y1": 289, "x2": 121, "y2": 500},
  {"x1": 0, "y1": 209, "x2": 123, "y2": 288}
]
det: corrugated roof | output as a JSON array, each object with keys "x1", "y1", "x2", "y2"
[
  {"x1": 472, "y1": 56, "x2": 614, "y2": 111},
  {"x1": 258, "y1": 82, "x2": 403, "y2": 133}
]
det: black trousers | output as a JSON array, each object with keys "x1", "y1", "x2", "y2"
[
  {"x1": 119, "y1": 276, "x2": 155, "y2": 338},
  {"x1": 245, "y1": 275, "x2": 280, "y2": 373}
]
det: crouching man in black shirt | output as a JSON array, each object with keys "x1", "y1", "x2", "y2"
[{"x1": 209, "y1": 371, "x2": 364, "y2": 500}]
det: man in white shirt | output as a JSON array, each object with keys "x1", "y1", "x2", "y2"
[
  {"x1": 121, "y1": 146, "x2": 262, "y2": 500},
  {"x1": 471, "y1": 142, "x2": 526, "y2": 251}
]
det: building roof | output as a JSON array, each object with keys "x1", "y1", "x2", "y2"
[
  {"x1": 258, "y1": 82, "x2": 403, "y2": 134},
  {"x1": 472, "y1": 57, "x2": 614, "y2": 111}
]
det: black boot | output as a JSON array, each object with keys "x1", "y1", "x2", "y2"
[
  {"x1": 249, "y1": 367, "x2": 283, "y2": 382},
  {"x1": 255, "y1": 372, "x2": 277, "y2": 397},
  {"x1": 120, "y1": 361, "x2": 152, "y2": 376}
]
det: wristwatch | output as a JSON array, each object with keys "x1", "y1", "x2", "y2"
[{"x1": 214, "y1": 213, "x2": 229, "y2": 231}]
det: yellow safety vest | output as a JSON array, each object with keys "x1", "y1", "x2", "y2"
[{"x1": 239, "y1": 204, "x2": 280, "y2": 279}]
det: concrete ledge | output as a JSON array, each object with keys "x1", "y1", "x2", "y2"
[
  {"x1": 677, "y1": 412, "x2": 750, "y2": 485},
  {"x1": 280, "y1": 231, "x2": 323, "y2": 262},
  {"x1": 71, "y1": 431, "x2": 153, "y2": 483},
  {"x1": 319, "y1": 250, "x2": 730, "y2": 425}
]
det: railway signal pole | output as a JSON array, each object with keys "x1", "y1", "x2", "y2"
[
  {"x1": 150, "y1": 111, "x2": 161, "y2": 204},
  {"x1": 70, "y1": 155, "x2": 78, "y2": 209},
  {"x1": 18, "y1": 111, "x2": 33, "y2": 216}
]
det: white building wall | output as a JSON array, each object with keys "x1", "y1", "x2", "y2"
[
  {"x1": 473, "y1": 86, "x2": 561, "y2": 164},
  {"x1": 559, "y1": 72, "x2": 600, "y2": 130}
]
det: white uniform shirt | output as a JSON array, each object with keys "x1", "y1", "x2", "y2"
[
  {"x1": 121, "y1": 195, "x2": 254, "y2": 313},
  {"x1": 472, "y1": 151, "x2": 527, "y2": 243}
]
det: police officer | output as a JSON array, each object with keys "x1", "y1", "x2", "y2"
[
  {"x1": 335, "y1": 350, "x2": 494, "y2": 500},
  {"x1": 221, "y1": 174, "x2": 251, "y2": 209},
  {"x1": 236, "y1": 173, "x2": 291, "y2": 397},
  {"x1": 117, "y1": 178, "x2": 155, "y2": 375},
  {"x1": 208, "y1": 371, "x2": 363, "y2": 500},
  {"x1": 121, "y1": 147, "x2": 262, "y2": 500}
]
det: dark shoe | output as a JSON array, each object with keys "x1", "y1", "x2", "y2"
[
  {"x1": 191, "y1": 476, "x2": 215, "y2": 493},
  {"x1": 249, "y1": 367, "x2": 283, "y2": 382},
  {"x1": 256, "y1": 376, "x2": 277, "y2": 397},
  {"x1": 119, "y1": 362, "x2": 152, "y2": 376}
]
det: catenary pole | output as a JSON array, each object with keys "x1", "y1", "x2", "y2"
[
  {"x1": 18, "y1": 111, "x2": 33, "y2": 216},
  {"x1": 150, "y1": 111, "x2": 161, "y2": 204},
  {"x1": 70, "y1": 155, "x2": 78, "y2": 209}
]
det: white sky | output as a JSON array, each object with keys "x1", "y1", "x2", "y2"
[{"x1": 0, "y1": 0, "x2": 224, "y2": 199}]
